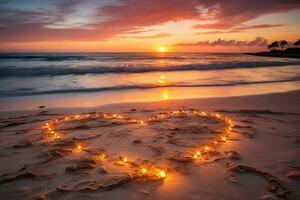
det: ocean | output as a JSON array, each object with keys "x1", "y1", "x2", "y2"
[{"x1": 1, "y1": 52, "x2": 300, "y2": 111}]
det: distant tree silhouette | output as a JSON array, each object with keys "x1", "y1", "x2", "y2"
[
  {"x1": 279, "y1": 40, "x2": 288, "y2": 49},
  {"x1": 268, "y1": 41, "x2": 279, "y2": 50},
  {"x1": 294, "y1": 39, "x2": 300, "y2": 48}
]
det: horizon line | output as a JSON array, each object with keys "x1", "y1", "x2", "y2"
[{"x1": 0, "y1": 51, "x2": 255, "y2": 54}]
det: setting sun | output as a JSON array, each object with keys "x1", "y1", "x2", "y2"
[{"x1": 158, "y1": 47, "x2": 167, "y2": 53}]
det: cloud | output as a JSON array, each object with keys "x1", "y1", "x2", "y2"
[
  {"x1": 175, "y1": 37, "x2": 268, "y2": 47},
  {"x1": 194, "y1": 0, "x2": 300, "y2": 29},
  {"x1": 0, "y1": 0, "x2": 299, "y2": 42},
  {"x1": 117, "y1": 33, "x2": 172, "y2": 39},
  {"x1": 234, "y1": 24, "x2": 285, "y2": 31},
  {"x1": 196, "y1": 24, "x2": 285, "y2": 34},
  {"x1": 196, "y1": 30, "x2": 241, "y2": 35},
  {"x1": 0, "y1": 0, "x2": 200, "y2": 42}
]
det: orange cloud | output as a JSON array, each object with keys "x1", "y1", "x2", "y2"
[{"x1": 117, "y1": 33, "x2": 172, "y2": 39}]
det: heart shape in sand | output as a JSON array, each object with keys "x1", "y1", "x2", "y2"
[{"x1": 41, "y1": 109, "x2": 233, "y2": 184}]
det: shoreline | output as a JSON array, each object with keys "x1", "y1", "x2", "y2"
[
  {"x1": 1, "y1": 89, "x2": 300, "y2": 115},
  {"x1": 247, "y1": 52, "x2": 300, "y2": 59},
  {"x1": 1, "y1": 81, "x2": 300, "y2": 113},
  {"x1": 97, "y1": 88, "x2": 300, "y2": 112}
]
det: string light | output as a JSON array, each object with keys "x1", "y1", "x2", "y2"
[
  {"x1": 100, "y1": 154, "x2": 106, "y2": 159},
  {"x1": 204, "y1": 146, "x2": 210, "y2": 151},
  {"x1": 194, "y1": 151, "x2": 202, "y2": 159},
  {"x1": 54, "y1": 133, "x2": 60, "y2": 139},
  {"x1": 141, "y1": 168, "x2": 147, "y2": 174},
  {"x1": 41, "y1": 109, "x2": 234, "y2": 181},
  {"x1": 76, "y1": 144, "x2": 82, "y2": 151},
  {"x1": 119, "y1": 156, "x2": 128, "y2": 163},
  {"x1": 159, "y1": 170, "x2": 166, "y2": 178}
]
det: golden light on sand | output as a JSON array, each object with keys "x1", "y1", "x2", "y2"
[
  {"x1": 54, "y1": 133, "x2": 60, "y2": 139},
  {"x1": 120, "y1": 156, "x2": 128, "y2": 163},
  {"x1": 41, "y1": 109, "x2": 235, "y2": 182},
  {"x1": 159, "y1": 170, "x2": 167, "y2": 178},
  {"x1": 100, "y1": 153, "x2": 106, "y2": 159},
  {"x1": 193, "y1": 151, "x2": 202, "y2": 159},
  {"x1": 222, "y1": 136, "x2": 227, "y2": 141},
  {"x1": 76, "y1": 144, "x2": 82, "y2": 151}
]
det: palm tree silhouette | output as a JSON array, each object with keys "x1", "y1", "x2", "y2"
[
  {"x1": 268, "y1": 41, "x2": 279, "y2": 50},
  {"x1": 294, "y1": 39, "x2": 300, "y2": 48},
  {"x1": 279, "y1": 40, "x2": 288, "y2": 50}
]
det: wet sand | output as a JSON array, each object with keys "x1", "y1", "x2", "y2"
[{"x1": 0, "y1": 90, "x2": 300, "y2": 200}]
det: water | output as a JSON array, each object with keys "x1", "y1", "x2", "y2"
[{"x1": 1, "y1": 52, "x2": 300, "y2": 111}]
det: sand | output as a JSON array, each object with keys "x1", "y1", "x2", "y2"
[{"x1": 0, "y1": 90, "x2": 299, "y2": 200}]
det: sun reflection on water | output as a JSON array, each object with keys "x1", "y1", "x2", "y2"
[
  {"x1": 161, "y1": 90, "x2": 170, "y2": 100},
  {"x1": 158, "y1": 74, "x2": 166, "y2": 85}
]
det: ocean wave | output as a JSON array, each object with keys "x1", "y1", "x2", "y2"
[
  {"x1": 0, "y1": 54, "x2": 90, "y2": 61},
  {"x1": 0, "y1": 53, "x2": 204, "y2": 61},
  {"x1": 1, "y1": 79, "x2": 299, "y2": 97},
  {"x1": 1, "y1": 61, "x2": 300, "y2": 78}
]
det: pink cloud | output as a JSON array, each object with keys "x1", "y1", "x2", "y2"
[
  {"x1": 196, "y1": 24, "x2": 285, "y2": 34},
  {"x1": 0, "y1": 0, "x2": 299, "y2": 42},
  {"x1": 175, "y1": 37, "x2": 268, "y2": 47},
  {"x1": 0, "y1": 0, "x2": 200, "y2": 42},
  {"x1": 117, "y1": 33, "x2": 172, "y2": 39}
]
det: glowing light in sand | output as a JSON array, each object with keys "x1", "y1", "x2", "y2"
[
  {"x1": 222, "y1": 136, "x2": 227, "y2": 141},
  {"x1": 54, "y1": 133, "x2": 60, "y2": 139},
  {"x1": 159, "y1": 170, "x2": 167, "y2": 178},
  {"x1": 76, "y1": 144, "x2": 82, "y2": 151},
  {"x1": 100, "y1": 153, "x2": 106, "y2": 159},
  {"x1": 119, "y1": 156, "x2": 128, "y2": 163},
  {"x1": 139, "y1": 120, "x2": 145, "y2": 125},
  {"x1": 193, "y1": 151, "x2": 202, "y2": 159},
  {"x1": 41, "y1": 109, "x2": 234, "y2": 182}
]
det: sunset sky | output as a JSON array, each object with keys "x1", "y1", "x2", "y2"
[{"x1": 0, "y1": 0, "x2": 299, "y2": 52}]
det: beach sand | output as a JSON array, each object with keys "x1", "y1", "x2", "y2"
[{"x1": 0, "y1": 90, "x2": 299, "y2": 200}]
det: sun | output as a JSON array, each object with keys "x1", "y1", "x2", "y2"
[{"x1": 158, "y1": 46, "x2": 167, "y2": 53}]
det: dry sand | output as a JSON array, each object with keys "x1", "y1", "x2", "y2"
[{"x1": 0, "y1": 90, "x2": 299, "y2": 200}]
